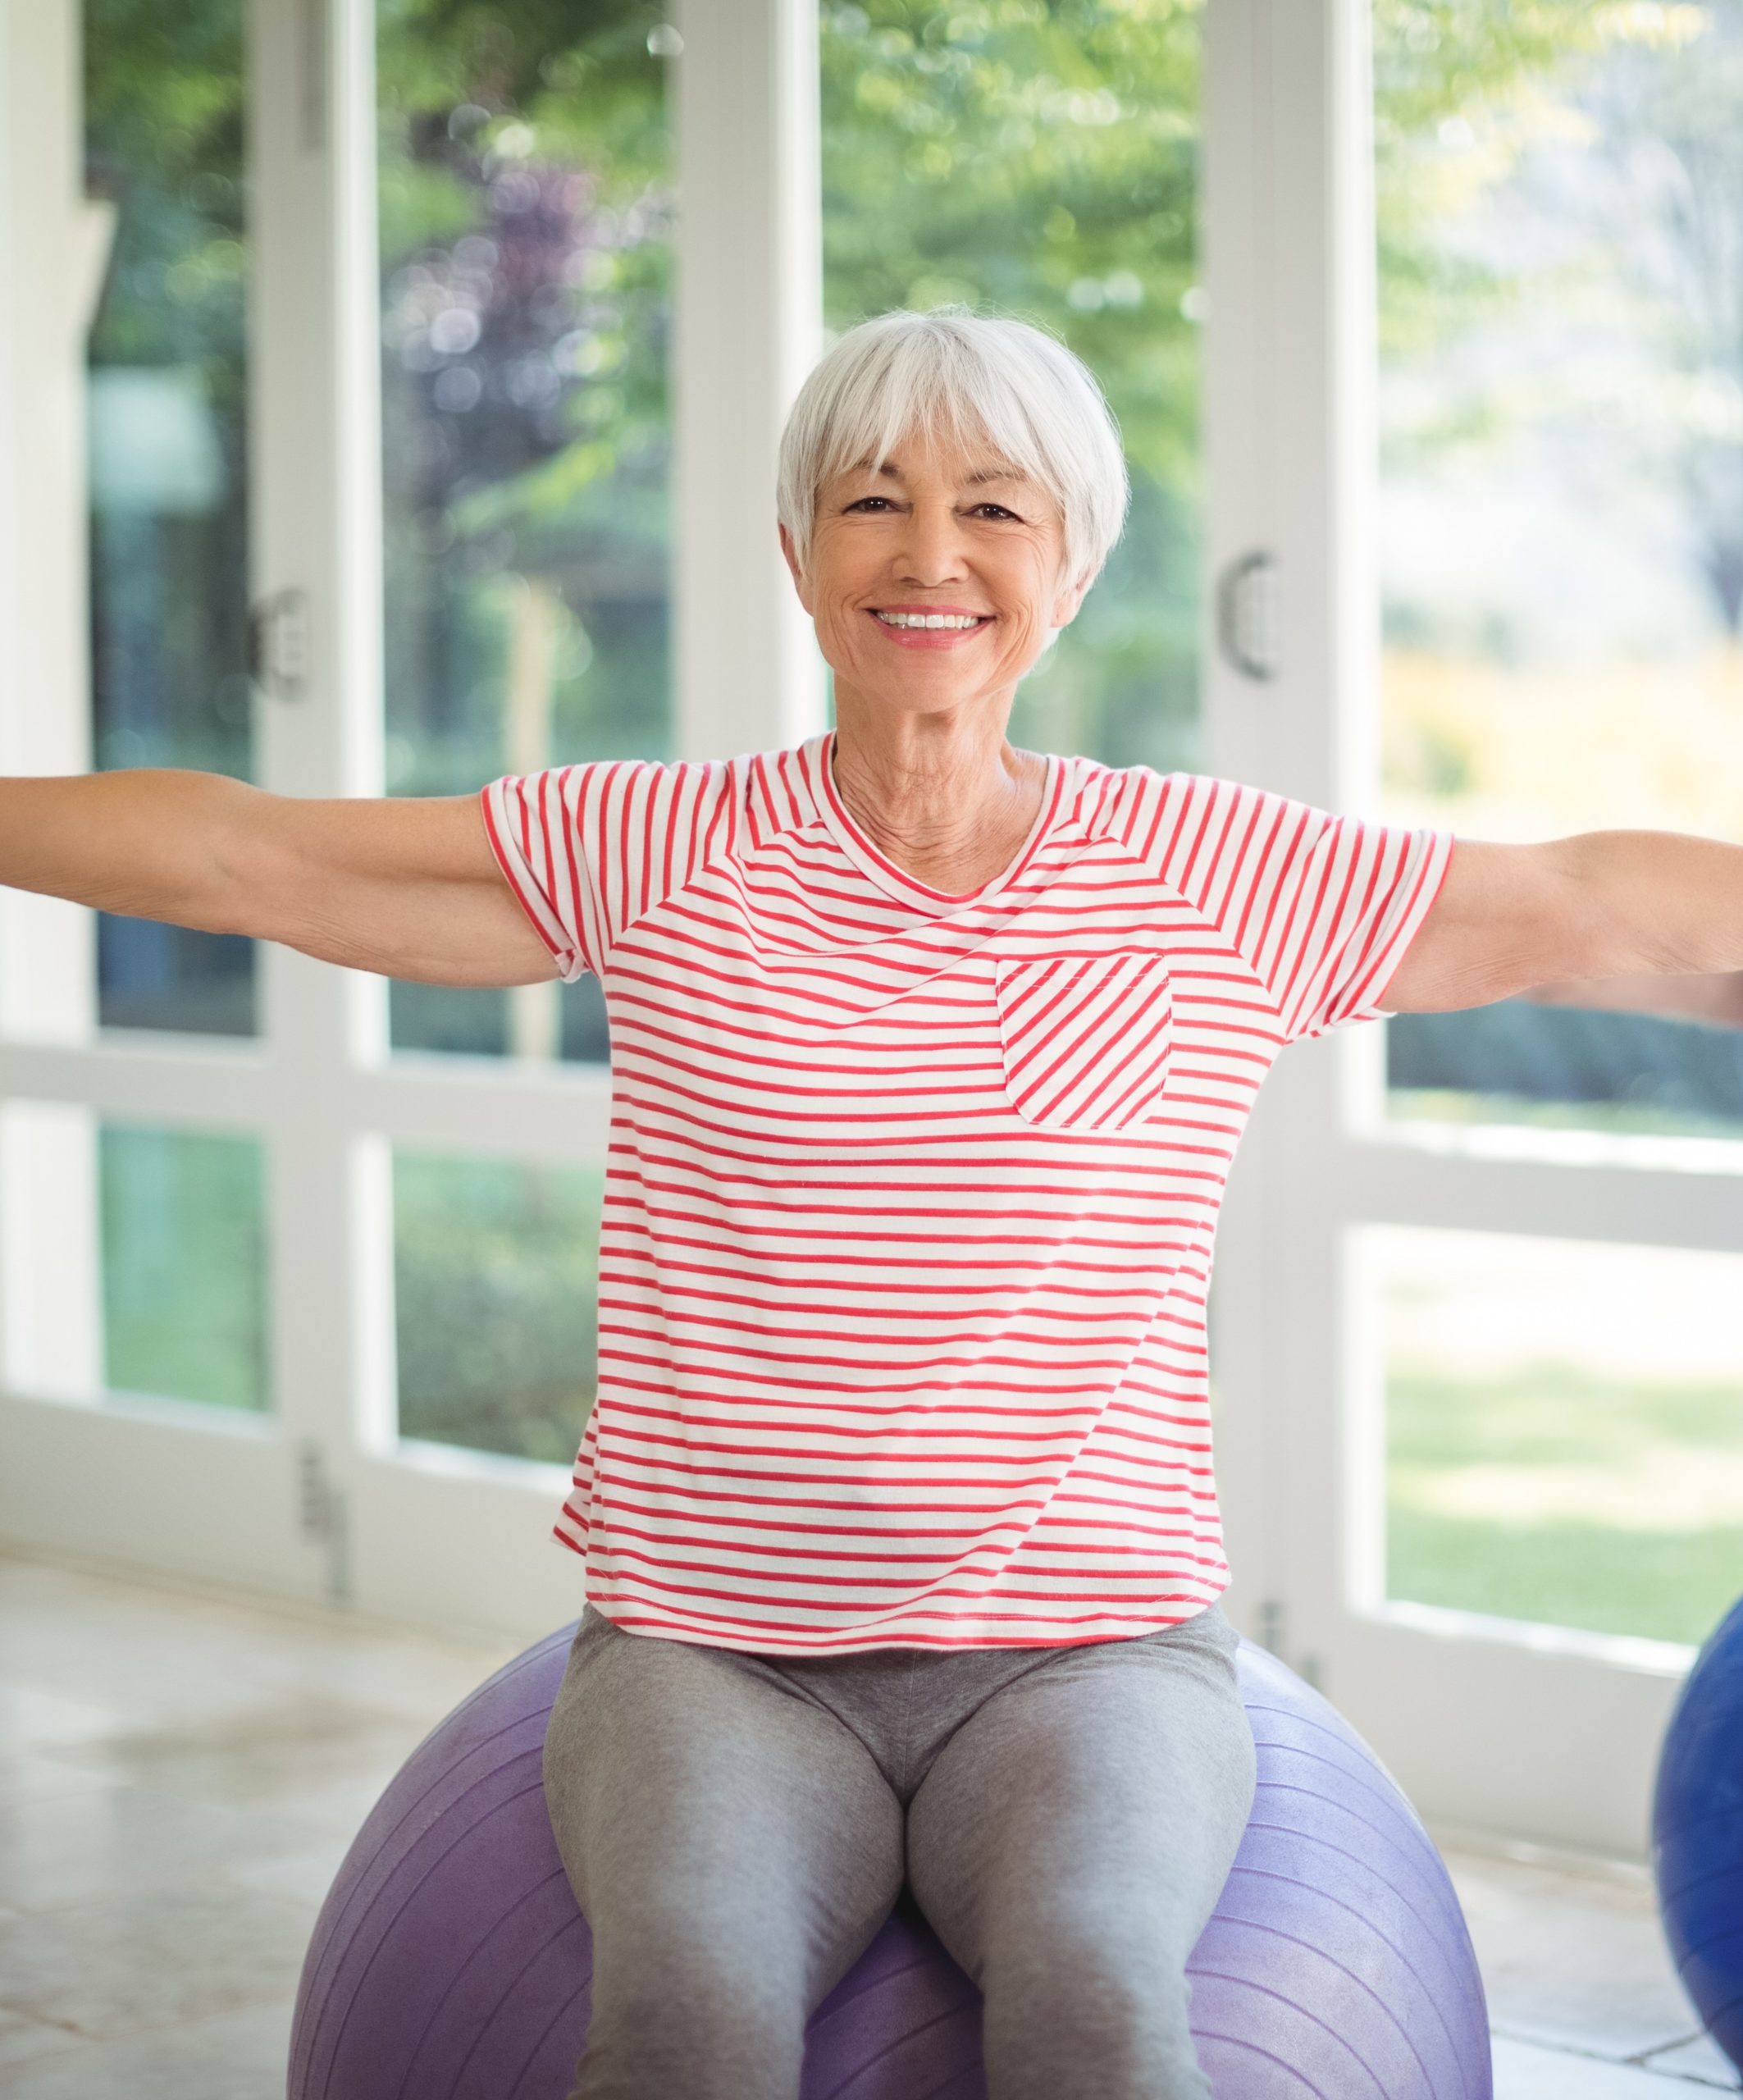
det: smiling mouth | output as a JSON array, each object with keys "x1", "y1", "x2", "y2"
[{"x1": 869, "y1": 609, "x2": 993, "y2": 631}]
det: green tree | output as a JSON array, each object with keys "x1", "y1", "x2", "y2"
[{"x1": 376, "y1": 0, "x2": 675, "y2": 792}]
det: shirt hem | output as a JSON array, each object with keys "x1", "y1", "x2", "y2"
[{"x1": 573, "y1": 1591, "x2": 1231, "y2": 1655}]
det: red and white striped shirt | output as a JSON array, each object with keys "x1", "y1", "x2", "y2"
[{"x1": 481, "y1": 732, "x2": 1453, "y2": 1654}]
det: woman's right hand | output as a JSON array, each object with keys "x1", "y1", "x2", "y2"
[{"x1": 0, "y1": 769, "x2": 559, "y2": 987}]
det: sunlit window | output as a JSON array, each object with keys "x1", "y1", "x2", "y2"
[
  {"x1": 1375, "y1": 0, "x2": 1743, "y2": 1139},
  {"x1": 1374, "y1": 1225, "x2": 1743, "y2": 1646}
]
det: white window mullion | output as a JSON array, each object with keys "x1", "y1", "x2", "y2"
[
  {"x1": 345, "y1": 1059, "x2": 614, "y2": 1165},
  {"x1": 249, "y1": 0, "x2": 384, "y2": 817},
  {"x1": 672, "y1": 0, "x2": 824, "y2": 763},
  {"x1": 1341, "y1": 1139, "x2": 1743, "y2": 1258},
  {"x1": 249, "y1": 0, "x2": 386, "y2": 1596},
  {"x1": 1210, "y1": 0, "x2": 1463, "y2": 1713},
  {"x1": 1200, "y1": 0, "x2": 1364, "y2": 1653},
  {"x1": 1203, "y1": 0, "x2": 1367, "y2": 814},
  {"x1": 0, "y1": 0, "x2": 103, "y2": 1418},
  {"x1": 0, "y1": 0, "x2": 98, "y2": 1046},
  {"x1": 0, "y1": 1037, "x2": 271, "y2": 1125}
]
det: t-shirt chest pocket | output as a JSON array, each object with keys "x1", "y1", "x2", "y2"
[{"x1": 992, "y1": 952, "x2": 1175, "y2": 1133}]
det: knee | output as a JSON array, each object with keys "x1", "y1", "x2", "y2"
[
  {"x1": 979, "y1": 1906, "x2": 1205, "y2": 2100},
  {"x1": 595, "y1": 1898, "x2": 805, "y2": 2019},
  {"x1": 992, "y1": 1900, "x2": 1186, "y2": 2015},
  {"x1": 577, "y1": 1915, "x2": 807, "y2": 2100}
]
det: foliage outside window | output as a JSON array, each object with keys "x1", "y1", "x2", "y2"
[
  {"x1": 821, "y1": 0, "x2": 1204, "y2": 773},
  {"x1": 376, "y1": 0, "x2": 671, "y2": 1060},
  {"x1": 84, "y1": 0, "x2": 255, "y2": 1035}
]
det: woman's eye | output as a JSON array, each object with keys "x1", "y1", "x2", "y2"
[{"x1": 840, "y1": 496, "x2": 1020, "y2": 519}]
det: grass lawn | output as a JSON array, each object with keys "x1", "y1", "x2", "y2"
[{"x1": 1388, "y1": 1365, "x2": 1743, "y2": 1646}]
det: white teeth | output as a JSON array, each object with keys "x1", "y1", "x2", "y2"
[{"x1": 874, "y1": 610, "x2": 985, "y2": 630}]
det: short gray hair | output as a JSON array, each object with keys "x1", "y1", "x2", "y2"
[{"x1": 777, "y1": 306, "x2": 1129, "y2": 587}]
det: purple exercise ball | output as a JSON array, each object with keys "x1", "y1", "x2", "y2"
[{"x1": 289, "y1": 1623, "x2": 1492, "y2": 2099}]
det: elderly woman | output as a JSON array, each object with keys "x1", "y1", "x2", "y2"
[{"x1": 9, "y1": 306, "x2": 1743, "y2": 2099}]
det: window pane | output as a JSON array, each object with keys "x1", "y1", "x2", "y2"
[
  {"x1": 1374, "y1": 2, "x2": 1743, "y2": 1138},
  {"x1": 1376, "y1": 1226, "x2": 1743, "y2": 1646},
  {"x1": 376, "y1": 2, "x2": 673, "y2": 1063},
  {"x1": 392, "y1": 1149, "x2": 603, "y2": 1465},
  {"x1": 84, "y1": 0, "x2": 256, "y2": 1037},
  {"x1": 103, "y1": 1124, "x2": 269, "y2": 1412},
  {"x1": 820, "y1": 2, "x2": 1202, "y2": 769}
]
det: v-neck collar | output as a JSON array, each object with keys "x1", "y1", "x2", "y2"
[{"x1": 800, "y1": 730, "x2": 1065, "y2": 915}]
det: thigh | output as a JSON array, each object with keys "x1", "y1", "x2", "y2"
[
  {"x1": 905, "y1": 1609, "x2": 1256, "y2": 1983},
  {"x1": 543, "y1": 1609, "x2": 906, "y2": 2016}
]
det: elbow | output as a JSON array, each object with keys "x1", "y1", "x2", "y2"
[{"x1": 203, "y1": 789, "x2": 303, "y2": 941}]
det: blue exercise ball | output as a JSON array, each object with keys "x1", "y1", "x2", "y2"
[
  {"x1": 1654, "y1": 1593, "x2": 1743, "y2": 2075},
  {"x1": 290, "y1": 1623, "x2": 1491, "y2": 2099}
]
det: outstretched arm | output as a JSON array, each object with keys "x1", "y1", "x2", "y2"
[
  {"x1": 1380, "y1": 832, "x2": 1743, "y2": 1016},
  {"x1": 0, "y1": 769, "x2": 558, "y2": 987}
]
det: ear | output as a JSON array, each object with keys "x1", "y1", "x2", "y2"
[
  {"x1": 1050, "y1": 568, "x2": 1093, "y2": 632},
  {"x1": 778, "y1": 523, "x2": 814, "y2": 614}
]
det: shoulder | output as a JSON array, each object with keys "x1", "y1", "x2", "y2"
[{"x1": 1051, "y1": 756, "x2": 1239, "y2": 854}]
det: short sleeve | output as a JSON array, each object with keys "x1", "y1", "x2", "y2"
[
  {"x1": 480, "y1": 758, "x2": 734, "y2": 984},
  {"x1": 480, "y1": 765, "x2": 599, "y2": 982},
  {"x1": 1147, "y1": 774, "x2": 1454, "y2": 1043}
]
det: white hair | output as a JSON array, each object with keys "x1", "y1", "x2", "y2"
[{"x1": 777, "y1": 306, "x2": 1130, "y2": 588}]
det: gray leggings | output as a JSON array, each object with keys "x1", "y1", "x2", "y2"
[{"x1": 541, "y1": 1602, "x2": 1257, "y2": 2100}]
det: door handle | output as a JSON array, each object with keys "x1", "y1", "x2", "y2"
[
  {"x1": 249, "y1": 588, "x2": 310, "y2": 700},
  {"x1": 1216, "y1": 550, "x2": 1279, "y2": 682}
]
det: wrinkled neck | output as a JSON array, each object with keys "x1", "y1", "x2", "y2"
[{"x1": 828, "y1": 716, "x2": 1045, "y2": 897}]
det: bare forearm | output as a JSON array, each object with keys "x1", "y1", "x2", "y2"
[
  {"x1": 0, "y1": 769, "x2": 261, "y2": 930},
  {"x1": 1550, "y1": 831, "x2": 1743, "y2": 980},
  {"x1": 1384, "y1": 829, "x2": 1743, "y2": 1016},
  {"x1": 0, "y1": 769, "x2": 558, "y2": 986}
]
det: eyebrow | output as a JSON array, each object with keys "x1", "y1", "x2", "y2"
[{"x1": 857, "y1": 459, "x2": 1029, "y2": 489}]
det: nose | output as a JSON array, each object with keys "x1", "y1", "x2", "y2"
[{"x1": 893, "y1": 495, "x2": 969, "y2": 587}]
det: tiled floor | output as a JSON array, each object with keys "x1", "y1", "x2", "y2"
[
  {"x1": 1449, "y1": 1845, "x2": 1740, "y2": 2094},
  {"x1": 0, "y1": 1548, "x2": 1736, "y2": 2098}
]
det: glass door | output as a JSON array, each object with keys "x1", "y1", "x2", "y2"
[
  {"x1": 1371, "y1": 0, "x2": 1743, "y2": 1673},
  {"x1": 0, "y1": 0, "x2": 311, "y2": 1602},
  {"x1": 1205, "y1": 0, "x2": 1743, "y2": 1856}
]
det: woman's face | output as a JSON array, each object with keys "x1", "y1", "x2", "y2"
[{"x1": 779, "y1": 426, "x2": 1088, "y2": 726}]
